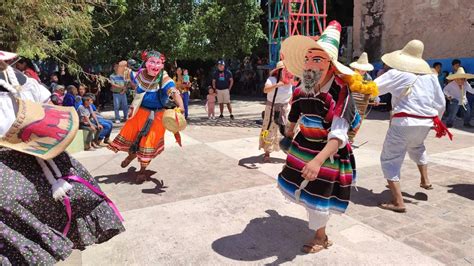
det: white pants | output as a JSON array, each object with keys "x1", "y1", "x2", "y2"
[
  {"x1": 308, "y1": 211, "x2": 330, "y2": 231},
  {"x1": 380, "y1": 125, "x2": 430, "y2": 181}
]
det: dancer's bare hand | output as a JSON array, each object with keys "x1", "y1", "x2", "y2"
[{"x1": 301, "y1": 159, "x2": 322, "y2": 181}]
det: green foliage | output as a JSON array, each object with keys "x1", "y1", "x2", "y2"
[
  {"x1": 179, "y1": 0, "x2": 265, "y2": 60},
  {"x1": 1, "y1": 0, "x2": 265, "y2": 71},
  {"x1": 80, "y1": 0, "x2": 265, "y2": 64},
  {"x1": 0, "y1": 0, "x2": 126, "y2": 73}
]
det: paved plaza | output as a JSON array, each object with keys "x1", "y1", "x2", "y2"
[{"x1": 62, "y1": 98, "x2": 474, "y2": 265}]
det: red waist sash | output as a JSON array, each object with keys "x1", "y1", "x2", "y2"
[{"x1": 392, "y1": 112, "x2": 453, "y2": 140}]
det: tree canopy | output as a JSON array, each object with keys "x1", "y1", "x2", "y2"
[{"x1": 1, "y1": 0, "x2": 265, "y2": 71}]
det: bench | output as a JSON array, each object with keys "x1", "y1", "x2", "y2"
[{"x1": 65, "y1": 129, "x2": 87, "y2": 154}]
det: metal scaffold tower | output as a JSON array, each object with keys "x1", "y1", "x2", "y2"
[{"x1": 268, "y1": 0, "x2": 327, "y2": 66}]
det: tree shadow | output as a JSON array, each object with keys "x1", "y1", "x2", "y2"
[
  {"x1": 187, "y1": 116, "x2": 261, "y2": 128},
  {"x1": 212, "y1": 210, "x2": 312, "y2": 265},
  {"x1": 447, "y1": 184, "x2": 474, "y2": 200},
  {"x1": 238, "y1": 155, "x2": 286, "y2": 170},
  {"x1": 351, "y1": 186, "x2": 417, "y2": 207}
]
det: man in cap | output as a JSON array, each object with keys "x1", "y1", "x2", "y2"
[
  {"x1": 212, "y1": 60, "x2": 234, "y2": 119},
  {"x1": 374, "y1": 40, "x2": 450, "y2": 213},
  {"x1": 278, "y1": 21, "x2": 361, "y2": 253}
]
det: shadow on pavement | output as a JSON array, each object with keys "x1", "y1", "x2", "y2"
[
  {"x1": 142, "y1": 178, "x2": 168, "y2": 195},
  {"x1": 95, "y1": 167, "x2": 158, "y2": 186},
  {"x1": 238, "y1": 155, "x2": 286, "y2": 170},
  {"x1": 447, "y1": 184, "x2": 474, "y2": 200},
  {"x1": 212, "y1": 210, "x2": 312, "y2": 265},
  {"x1": 402, "y1": 191, "x2": 428, "y2": 201},
  {"x1": 351, "y1": 186, "x2": 417, "y2": 207},
  {"x1": 187, "y1": 117, "x2": 261, "y2": 128}
]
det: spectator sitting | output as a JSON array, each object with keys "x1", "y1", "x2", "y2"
[
  {"x1": 49, "y1": 73, "x2": 60, "y2": 91},
  {"x1": 77, "y1": 94, "x2": 102, "y2": 150},
  {"x1": 85, "y1": 93, "x2": 113, "y2": 145},
  {"x1": 63, "y1": 85, "x2": 78, "y2": 107},
  {"x1": 75, "y1": 84, "x2": 88, "y2": 109},
  {"x1": 50, "y1": 85, "x2": 65, "y2": 105}
]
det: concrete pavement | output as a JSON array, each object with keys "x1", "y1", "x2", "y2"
[{"x1": 61, "y1": 98, "x2": 474, "y2": 265}]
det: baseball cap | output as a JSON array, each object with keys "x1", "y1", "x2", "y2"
[{"x1": 217, "y1": 60, "x2": 225, "y2": 66}]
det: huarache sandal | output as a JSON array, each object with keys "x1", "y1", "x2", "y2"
[
  {"x1": 420, "y1": 183, "x2": 433, "y2": 190},
  {"x1": 121, "y1": 156, "x2": 135, "y2": 168},
  {"x1": 379, "y1": 202, "x2": 406, "y2": 213},
  {"x1": 302, "y1": 236, "x2": 333, "y2": 254}
]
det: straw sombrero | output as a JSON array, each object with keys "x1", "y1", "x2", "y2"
[
  {"x1": 381, "y1": 40, "x2": 432, "y2": 74},
  {"x1": 0, "y1": 98, "x2": 79, "y2": 160},
  {"x1": 269, "y1": 61, "x2": 285, "y2": 75},
  {"x1": 350, "y1": 52, "x2": 374, "y2": 71},
  {"x1": 280, "y1": 20, "x2": 354, "y2": 78},
  {"x1": 162, "y1": 108, "x2": 187, "y2": 134},
  {"x1": 446, "y1": 67, "x2": 474, "y2": 80}
]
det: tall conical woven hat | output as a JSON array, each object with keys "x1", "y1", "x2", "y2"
[{"x1": 281, "y1": 20, "x2": 354, "y2": 78}]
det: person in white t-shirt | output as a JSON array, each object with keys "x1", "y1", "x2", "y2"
[
  {"x1": 259, "y1": 61, "x2": 294, "y2": 162},
  {"x1": 443, "y1": 67, "x2": 474, "y2": 128},
  {"x1": 374, "y1": 40, "x2": 450, "y2": 213}
]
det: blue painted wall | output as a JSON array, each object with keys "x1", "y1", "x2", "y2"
[{"x1": 372, "y1": 57, "x2": 474, "y2": 74}]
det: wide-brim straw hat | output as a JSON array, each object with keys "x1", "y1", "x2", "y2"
[
  {"x1": 163, "y1": 108, "x2": 187, "y2": 133},
  {"x1": 0, "y1": 50, "x2": 18, "y2": 61},
  {"x1": 269, "y1": 61, "x2": 286, "y2": 75},
  {"x1": 0, "y1": 98, "x2": 79, "y2": 160},
  {"x1": 280, "y1": 20, "x2": 354, "y2": 78},
  {"x1": 381, "y1": 40, "x2": 432, "y2": 74},
  {"x1": 446, "y1": 67, "x2": 474, "y2": 80},
  {"x1": 350, "y1": 52, "x2": 374, "y2": 71}
]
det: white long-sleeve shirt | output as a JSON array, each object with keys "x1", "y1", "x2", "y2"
[
  {"x1": 374, "y1": 69, "x2": 446, "y2": 127},
  {"x1": 443, "y1": 80, "x2": 474, "y2": 106}
]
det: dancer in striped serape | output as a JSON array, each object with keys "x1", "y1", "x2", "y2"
[{"x1": 278, "y1": 21, "x2": 361, "y2": 253}]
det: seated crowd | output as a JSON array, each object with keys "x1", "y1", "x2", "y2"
[{"x1": 50, "y1": 83, "x2": 113, "y2": 150}]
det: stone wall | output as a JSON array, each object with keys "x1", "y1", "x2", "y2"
[{"x1": 353, "y1": 0, "x2": 474, "y2": 60}]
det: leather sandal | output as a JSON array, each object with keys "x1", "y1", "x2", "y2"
[
  {"x1": 379, "y1": 202, "x2": 406, "y2": 213},
  {"x1": 302, "y1": 236, "x2": 333, "y2": 254}
]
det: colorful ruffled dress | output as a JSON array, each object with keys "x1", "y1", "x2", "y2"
[{"x1": 108, "y1": 70, "x2": 178, "y2": 167}]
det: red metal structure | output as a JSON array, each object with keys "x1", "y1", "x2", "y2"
[{"x1": 268, "y1": 0, "x2": 327, "y2": 66}]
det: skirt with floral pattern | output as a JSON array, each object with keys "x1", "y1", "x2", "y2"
[{"x1": 0, "y1": 149, "x2": 125, "y2": 265}]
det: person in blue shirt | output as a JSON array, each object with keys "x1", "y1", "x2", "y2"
[
  {"x1": 79, "y1": 93, "x2": 113, "y2": 145},
  {"x1": 62, "y1": 85, "x2": 77, "y2": 107},
  {"x1": 212, "y1": 60, "x2": 234, "y2": 119}
]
